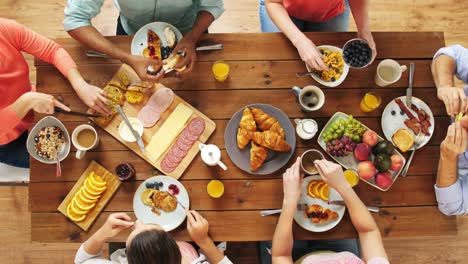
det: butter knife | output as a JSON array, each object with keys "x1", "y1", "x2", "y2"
[
  {"x1": 328, "y1": 200, "x2": 380, "y2": 213},
  {"x1": 116, "y1": 106, "x2": 145, "y2": 152},
  {"x1": 406, "y1": 62, "x2": 415, "y2": 107}
]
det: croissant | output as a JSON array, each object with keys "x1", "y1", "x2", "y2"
[
  {"x1": 249, "y1": 131, "x2": 291, "y2": 152},
  {"x1": 250, "y1": 141, "x2": 268, "y2": 171},
  {"x1": 250, "y1": 107, "x2": 285, "y2": 138},
  {"x1": 237, "y1": 128, "x2": 251, "y2": 149},
  {"x1": 240, "y1": 108, "x2": 257, "y2": 132}
]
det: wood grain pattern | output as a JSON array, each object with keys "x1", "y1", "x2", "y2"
[
  {"x1": 56, "y1": 160, "x2": 121, "y2": 231},
  {"x1": 94, "y1": 65, "x2": 216, "y2": 178}
]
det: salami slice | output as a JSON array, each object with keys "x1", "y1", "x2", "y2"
[
  {"x1": 176, "y1": 138, "x2": 193, "y2": 151},
  {"x1": 178, "y1": 132, "x2": 196, "y2": 146},
  {"x1": 170, "y1": 144, "x2": 189, "y2": 158},
  {"x1": 182, "y1": 129, "x2": 200, "y2": 141},
  {"x1": 188, "y1": 118, "x2": 205, "y2": 136},
  {"x1": 160, "y1": 158, "x2": 177, "y2": 173},
  {"x1": 166, "y1": 150, "x2": 183, "y2": 163}
]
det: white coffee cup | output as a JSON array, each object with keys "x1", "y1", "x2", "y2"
[
  {"x1": 291, "y1": 85, "x2": 325, "y2": 112},
  {"x1": 375, "y1": 59, "x2": 407, "y2": 87},
  {"x1": 199, "y1": 143, "x2": 227, "y2": 170},
  {"x1": 72, "y1": 124, "x2": 99, "y2": 159}
]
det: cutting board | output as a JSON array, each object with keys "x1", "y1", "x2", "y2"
[
  {"x1": 93, "y1": 64, "x2": 216, "y2": 179},
  {"x1": 57, "y1": 160, "x2": 121, "y2": 231}
]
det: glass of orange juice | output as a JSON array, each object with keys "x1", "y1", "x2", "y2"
[
  {"x1": 360, "y1": 92, "x2": 381, "y2": 112},
  {"x1": 207, "y1": 180, "x2": 225, "y2": 198},
  {"x1": 344, "y1": 169, "x2": 359, "y2": 187},
  {"x1": 212, "y1": 61, "x2": 230, "y2": 82}
]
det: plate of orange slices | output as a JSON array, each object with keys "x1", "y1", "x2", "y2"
[{"x1": 294, "y1": 175, "x2": 346, "y2": 232}]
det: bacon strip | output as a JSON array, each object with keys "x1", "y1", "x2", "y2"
[{"x1": 395, "y1": 99, "x2": 431, "y2": 136}]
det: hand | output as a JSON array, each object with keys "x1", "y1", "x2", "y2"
[
  {"x1": 186, "y1": 209, "x2": 210, "y2": 245},
  {"x1": 440, "y1": 122, "x2": 467, "y2": 161},
  {"x1": 437, "y1": 87, "x2": 467, "y2": 116},
  {"x1": 314, "y1": 159, "x2": 349, "y2": 192},
  {"x1": 171, "y1": 34, "x2": 197, "y2": 77},
  {"x1": 95, "y1": 213, "x2": 134, "y2": 241},
  {"x1": 282, "y1": 157, "x2": 303, "y2": 206},
  {"x1": 295, "y1": 37, "x2": 328, "y2": 71},
  {"x1": 357, "y1": 30, "x2": 377, "y2": 63},
  {"x1": 74, "y1": 80, "x2": 111, "y2": 115},
  {"x1": 125, "y1": 55, "x2": 164, "y2": 82},
  {"x1": 23, "y1": 92, "x2": 70, "y2": 114}
]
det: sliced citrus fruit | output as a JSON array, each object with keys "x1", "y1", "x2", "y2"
[
  {"x1": 307, "y1": 180, "x2": 319, "y2": 198},
  {"x1": 70, "y1": 199, "x2": 89, "y2": 215},
  {"x1": 67, "y1": 203, "x2": 86, "y2": 222},
  {"x1": 318, "y1": 184, "x2": 329, "y2": 201},
  {"x1": 74, "y1": 194, "x2": 96, "y2": 211},
  {"x1": 312, "y1": 182, "x2": 324, "y2": 197},
  {"x1": 344, "y1": 169, "x2": 359, "y2": 187},
  {"x1": 76, "y1": 189, "x2": 99, "y2": 204},
  {"x1": 84, "y1": 179, "x2": 107, "y2": 195},
  {"x1": 80, "y1": 187, "x2": 101, "y2": 201},
  {"x1": 88, "y1": 174, "x2": 106, "y2": 188}
]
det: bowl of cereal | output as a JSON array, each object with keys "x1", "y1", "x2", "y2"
[
  {"x1": 27, "y1": 116, "x2": 70, "y2": 164},
  {"x1": 306, "y1": 45, "x2": 349, "y2": 87}
]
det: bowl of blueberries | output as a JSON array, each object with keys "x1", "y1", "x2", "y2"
[{"x1": 342, "y1": 39, "x2": 374, "y2": 69}]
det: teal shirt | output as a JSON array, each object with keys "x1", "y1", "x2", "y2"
[{"x1": 64, "y1": 0, "x2": 224, "y2": 35}]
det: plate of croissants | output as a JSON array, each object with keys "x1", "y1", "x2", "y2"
[
  {"x1": 294, "y1": 175, "x2": 346, "y2": 232},
  {"x1": 225, "y1": 104, "x2": 296, "y2": 175}
]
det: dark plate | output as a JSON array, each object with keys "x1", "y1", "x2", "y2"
[{"x1": 224, "y1": 104, "x2": 296, "y2": 175}]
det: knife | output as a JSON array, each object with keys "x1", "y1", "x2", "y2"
[
  {"x1": 328, "y1": 200, "x2": 380, "y2": 213},
  {"x1": 116, "y1": 106, "x2": 145, "y2": 152},
  {"x1": 406, "y1": 62, "x2": 415, "y2": 107},
  {"x1": 86, "y1": 44, "x2": 223, "y2": 58},
  {"x1": 54, "y1": 107, "x2": 100, "y2": 118}
]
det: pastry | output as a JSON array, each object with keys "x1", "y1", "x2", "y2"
[
  {"x1": 249, "y1": 131, "x2": 291, "y2": 152},
  {"x1": 125, "y1": 90, "x2": 144, "y2": 104},
  {"x1": 143, "y1": 29, "x2": 162, "y2": 60},
  {"x1": 392, "y1": 129, "x2": 414, "y2": 153},
  {"x1": 250, "y1": 141, "x2": 268, "y2": 171},
  {"x1": 162, "y1": 54, "x2": 186, "y2": 73},
  {"x1": 240, "y1": 108, "x2": 257, "y2": 132},
  {"x1": 164, "y1": 27, "x2": 177, "y2": 49},
  {"x1": 250, "y1": 107, "x2": 285, "y2": 138},
  {"x1": 237, "y1": 128, "x2": 251, "y2": 149},
  {"x1": 103, "y1": 84, "x2": 124, "y2": 114},
  {"x1": 304, "y1": 204, "x2": 338, "y2": 224}
]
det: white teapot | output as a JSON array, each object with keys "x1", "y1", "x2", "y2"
[{"x1": 198, "y1": 143, "x2": 227, "y2": 170}]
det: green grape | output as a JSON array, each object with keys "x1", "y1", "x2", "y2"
[
  {"x1": 333, "y1": 133, "x2": 339, "y2": 139},
  {"x1": 332, "y1": 124, "x2": 339, "y2": 130},
  {"x1": 352, "y1": 135, "x2": 360, "y2": 141},
  {"x1": 336, "y1": 129, "x2": 343, "y2": 134},
  {"x1": 326, "y1": 135, "x2": 333, "y2": 141}
]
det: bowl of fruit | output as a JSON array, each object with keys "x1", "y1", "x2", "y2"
[
  {"x1": 317, "y1": 112, "x2": 406, "y2": 191},
  {"x1": 342, "y1": 39, "x2": 373, "y2": 69}
]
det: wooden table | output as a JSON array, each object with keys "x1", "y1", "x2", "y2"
[{"x1": 31, "y1": 32, "x2": 456, "y2": 243}]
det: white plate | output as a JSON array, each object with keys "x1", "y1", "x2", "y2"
[
  {"x1": 294, "y1": 176, "x2": 346, "y2": 232},
  {"x1": 381, "y1": 96, "x2": 434, "y2": 149},
  {"x1": 131, "y1": 22, "x2": 183, "y2": 57},
  {"x1": 133, "y1": 176, "x2": 190, "y2": 231},
  {"x1": 306, "y1": 45, "x2": 349, "y2": 88},
  {"x1": 26, "y1": 116, "x2": 70, "y2": 164}
]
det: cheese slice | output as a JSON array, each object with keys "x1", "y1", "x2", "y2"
[{"x1": 145, "y1": 103, "x2": 194, "y2": 162}]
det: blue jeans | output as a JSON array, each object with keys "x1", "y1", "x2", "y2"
[
  {"x1": 0, "y1": 131, "x2": 30, "y2": 168},
  {"x1": 259, "y1": 239, "x2": 360, "y2": 264},
  {"x1": 259, "y1": 0, "x2": 350, "y2": 32}
]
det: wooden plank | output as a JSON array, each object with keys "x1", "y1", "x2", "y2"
[
  {"x1": 30, "y1": 145, "x2": 442, "y2": 182},
  {"x1": 30, "y1": 206, "x2": 456, "y2": 242},
  {"x1": 56, "y1": 161, "x2": 121, "y2": 231},
  {"x1": 30, "y1": 174, "x2": 437, "y2": 212},
  {"x1": 36, "y1": 59, "x2": 436, "y2": 92},
  {"x1": 34, "y1": 32, "x2": 444, "y2": 66}
]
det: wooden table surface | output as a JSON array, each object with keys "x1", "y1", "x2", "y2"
[{"x1": 31, "y1": 32, "x2": 455, "y2": 243}]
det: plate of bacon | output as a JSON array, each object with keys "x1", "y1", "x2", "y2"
[{"x1": 381, "y1": 96, "x2": 434, "y2": 150}]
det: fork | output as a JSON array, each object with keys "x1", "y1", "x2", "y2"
[
  {"x1": 400, "y1": 133, "x2": 425, "y2": 177},
  {"x1": 296, "y1": 71, "x2": 315, "y2": 78}
]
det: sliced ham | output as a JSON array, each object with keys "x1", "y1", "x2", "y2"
[{"x1": 138, "y1": 87, "x2": 174, "y2": 128}]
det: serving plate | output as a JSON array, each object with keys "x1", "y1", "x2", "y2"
[
  {"x1": 131, "y1": 22, "x2": 183, "y2": 57},
  {"x1": 306, "y1": 45, "x2": 349, "y2": 88}
]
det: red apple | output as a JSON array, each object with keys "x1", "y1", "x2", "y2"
[
  {"x1": 390, "y1": 154, "x2": 404, "y2": 171},
  {"x1": 376, "y1": 171, "x2": 393, "y2": 189},
  {"x1": 354, "y1": 143, "x2": 371, "y2": 161},
  {"x1": 362, "y1": 130, "x2": 379, "y2": 147},
  {"x1": 357, "y1": 161, "x2": 377, "y2": 180}
]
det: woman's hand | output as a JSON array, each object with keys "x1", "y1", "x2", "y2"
[
  {"x1": 314, "y1": 159, "x2": 349, "y2": 192},
  {"x1": 74, "y1": 81, "x2": 111, "y2": 115},
  {"x1": 357, "y1": 30, "x2": 377, "y2": 63},
  {"x1": 22, "y1": 92, "x2": 70, "y2": 114},
  {"x1": 125, "y1": 55, "x2": 164, "y2": 82},
  {"x1": 95, "y1": 213, "x2": 134, "y2": 241},
  {"x1": 186, "y1": 209, "x2": 211, "y2": 245},
  {"x1": 282, "y1": 157, "x2": 303, "y2": 206},
  {"x1": 295, "y1": 36, "x2": 328, "y2": 71},
  {"x1": 172, "y1": 34, "x2": 197, "y2": 77}
]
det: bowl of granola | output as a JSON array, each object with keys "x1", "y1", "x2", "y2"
[{"x1": 306, "y1": 45, "x2": 349, "y2": 88}]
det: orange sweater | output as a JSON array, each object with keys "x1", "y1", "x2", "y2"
[{"x1": 0, "y1": 18, "x2": 76, "y2": 145}]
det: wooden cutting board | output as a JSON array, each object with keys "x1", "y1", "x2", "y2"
[
  {"x1": 93, "y1": 64, "x2": 216, "y2": 179},
  {"x1": 57, "y1": 160, "x2": 121, "y2": 231}
]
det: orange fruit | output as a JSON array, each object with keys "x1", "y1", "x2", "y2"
[
  {"x1": 84, "y1": 179, "x2": 106, "y2": 195},
  {"x1": 70, "y1": 199, "x2": 89, "y2": 215},
  {"x1": 80, "y1": 187, "x2": 100, "y2": 201},
  {"x1": 313, "y1": 182, "x2": 324, "y2": 197},
  {"x1": 344, "y1": 170, "x2": 359, "y2": 187},
  {"x1": 207, "y1": 180, "x2": 224, "y2": 198},
  {"x1": 88, "y1": 172, "x2": 106, "y2": 188},
  {"x1": 307, "y1": 180, "x2": 319, "y2": 198},
  {"x1": 76, "y1": 189, "x2": 98, "y2": 205},
  {"x1": 318, "y1": 184, "x2": 329, "y2": 201},
  {"x1": 74, "y1": 194, "x2": 96, "y2": 211},
  {"x1": 67, "y1": 203, "x2": 86, "y2": 222}
]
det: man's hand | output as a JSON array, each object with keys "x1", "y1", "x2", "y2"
[
  {"x1": 437, "y1": 87, "x2": 467, "y2": 116},
  {"x1": 440, "y1": 122, "x2": 467, "y2": 161},
  {"x1": 172, "y1": 34, "x2": 197, "y2": 77},
  {"x1": 125, "y1": 55, "x2": 164, "y2": 82}
]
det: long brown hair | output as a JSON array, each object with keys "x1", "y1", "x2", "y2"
[{"x1": 127, "y1": 229, "x2": 181, "y2": 264}]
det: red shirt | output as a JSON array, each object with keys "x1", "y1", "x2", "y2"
[{"x1": 283, "y1": 0, "x2": 346, "y2": 22}]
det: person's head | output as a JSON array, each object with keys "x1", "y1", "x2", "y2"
[{"x1": 126, "y1": 220, "x2": 181, "y2": 264}]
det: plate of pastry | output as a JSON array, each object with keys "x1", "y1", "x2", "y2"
[
  {"x1": 294, "y1": 175, "x2": 346, "y2": 232},
  {"x1": 133, "y1": 176, "x2": 189, "y2": 231},
  {"x1": 224, "y1": 104, "x2": 296, "y2": 175}
]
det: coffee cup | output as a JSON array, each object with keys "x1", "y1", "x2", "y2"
[
  {"x1": 291, "y1": 86, "x2": 324, "y2": 112},
  {"x1": 199, "y1": 143, "x2": 227, "y2": 170},
  {"x1": 375, "y1": 59, "x2": 407, "y2": 87},
  {"x1": 72, "y1": 124, "x2": 99, "y2": 159},
  {"x1": 300, "y1": 149, "x2": 325, "y2": 175}
]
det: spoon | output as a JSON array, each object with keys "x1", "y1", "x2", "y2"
[
  {"x1": 296, "y1": 71, "x2": 315, "y2": 77},
  {"x1": 55, "y1": 153, "x2": 61, "y2": 177}
]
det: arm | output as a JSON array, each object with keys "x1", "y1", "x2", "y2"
[
  {"x1": 348, "y1": 0, "x2": 376, "y2": 62},
  {"x1": 315, "y1": 160, "x2": 387, "y2": 262},
  {"x1": 265, "y1": 0, "x2": 328, "y2": 71},
  {"x1": 271, "y1": 158, "x2": 302, "y2": 264}
]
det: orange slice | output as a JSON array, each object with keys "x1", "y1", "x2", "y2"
[
  {"x1": 313, "y1": 182, "x2": 324, "y2": 198},
  {"x1": 318, "y1": 184, "x2": 329, "y2": 201},
  {"x1": 74, "y1": 194, "x2": 96, "y2": 211},
  {"x1": 70, "y1": 199, "x2": 89, "y2": 215},
  {"x1": 84, "y1": 179, "x2": 106, "y2": 196},
  {"x1": 88, "y1": 172, "x2": 106, "y2": 188},
  {"x1": 80, "y1": 187, "x2": 100, "y2": 201},
  {"x1": 307, "y1": 180, "x2": 319, "y2": 198},
  {"x1": 76, "y1": 189, "x2": 98, "y2": 205},
  {"x1": 67, "y1": 203, "x2": 86, "y2": 222}
]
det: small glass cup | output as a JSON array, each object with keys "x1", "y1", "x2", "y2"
[
  {"x1": 360, "y1": 92, "x2": 382, "y2": 112},
  {"x1": 212, "y1": 61, "x2": 230, "y2": 82}
]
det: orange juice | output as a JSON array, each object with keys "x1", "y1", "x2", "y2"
[
  {"x1": 207, "y1": 180, "x2": 225, "y2": 198},
  {"x1": 360, "y1": 92, "x2": 381, "y2": 112},
  {"x1": 344, "y1": 169, "x2": 359, "y2": 187},
  {"x1": 212, "y1": 61, "x2": 230, "y2": 82}
]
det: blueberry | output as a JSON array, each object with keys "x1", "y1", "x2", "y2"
[
  {"x1": 158, "y1": 182, "x2": 163, "y2": 187},
  {"x1": 46, "y1": 134, "x2": 50, "y2": 139},
  {"x1": 331, "y1": 77, "x2": 336, "y2": 82},
  {"x1": 57, "y1": 133, "x2": 62, "y2": 139},
  {"x1": 391, "y1": 110, "x2": 396, "y2": 116},
  {"x1": 400, "y1": 110, "x2": 405, "y2": 115},
  {"x1": 145, "y1": 182, "x2": 153, "y2": 188}
]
